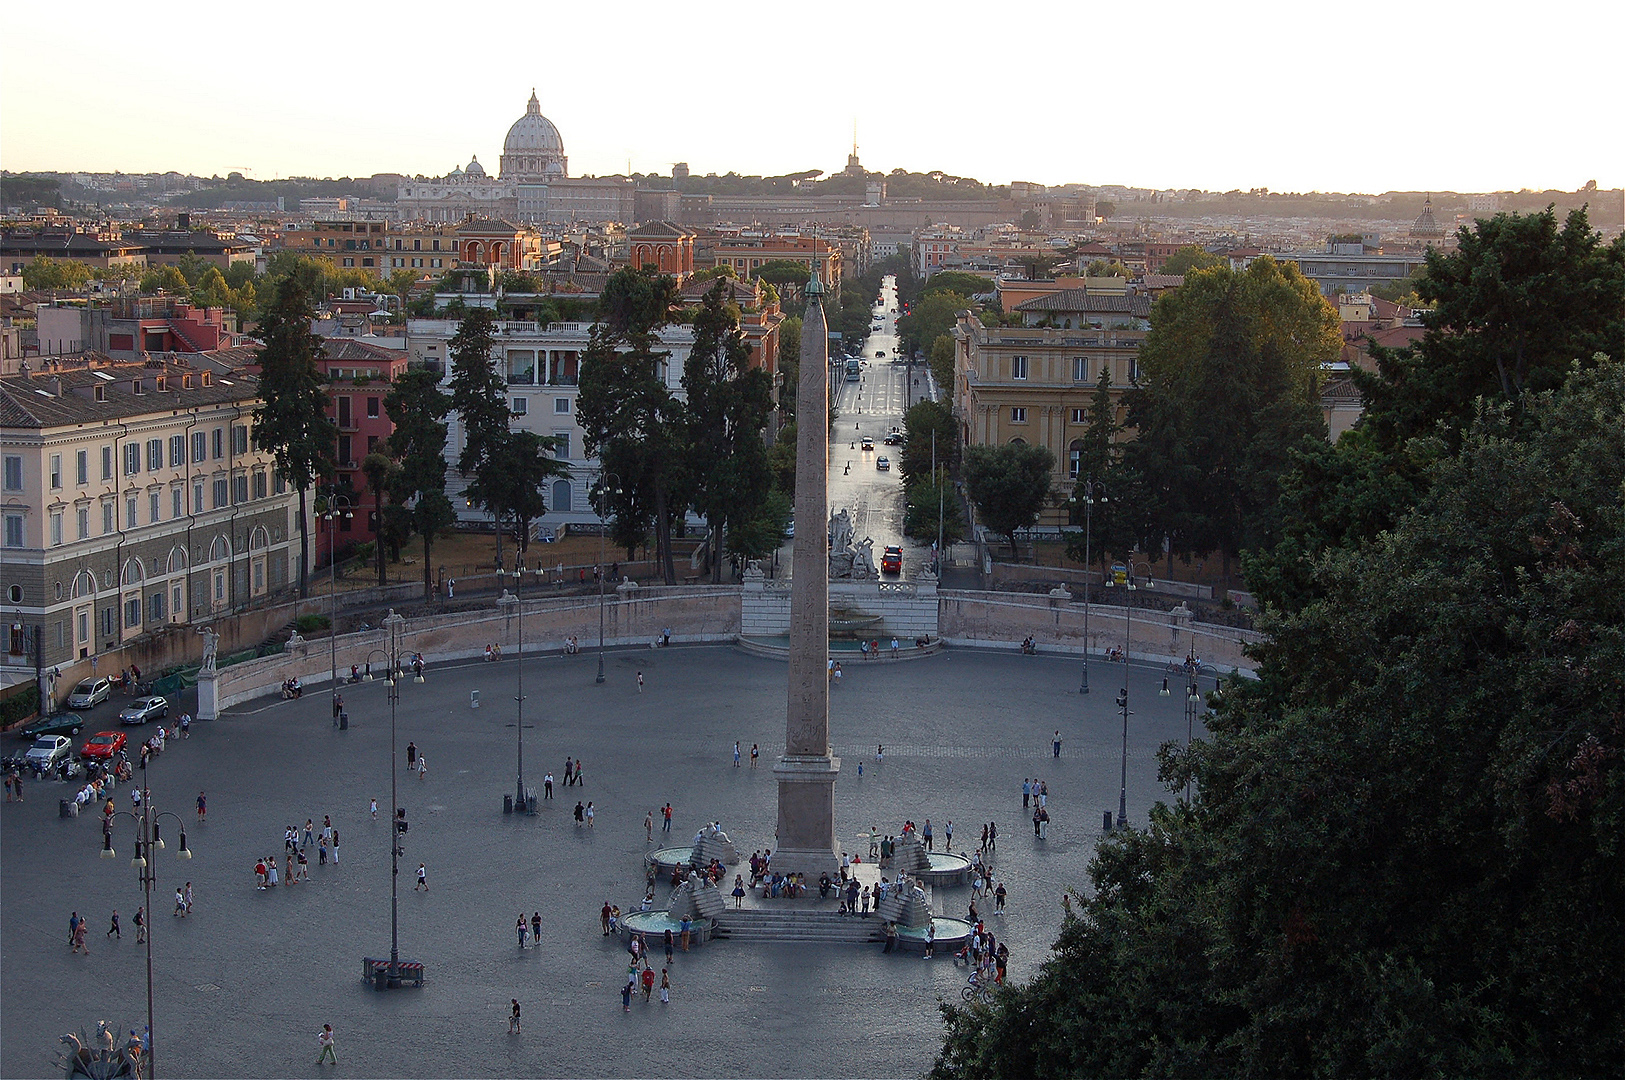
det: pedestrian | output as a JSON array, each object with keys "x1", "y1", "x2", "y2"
[
  {"x1": 415, "y1": 863, "x2": 428, "y2": 891},
  {"x1": 877, "y1": 744, "x2": 884, "y2": 767},
  {"x1": 509, "y1": 999, "x2": 521, "y2": 1034},
  {"x1": 980, "y1": 823, "x2": 989, "y2": 852},
  {"x1": 732, "y1": 875, "x2": 746, "y2": 907},
  {"x1": 621, "y1": 982, "x2": 632, "y2": 1011},
  {"x1": 316, "y1": 1024, "x2": 337, "y2": 1066},
  {"x1": 196, "y1": 791, "x2": 206, "y2": 823},
  {"x1": 641, "y1": 964, "x2": 656, "y2": 1002},
  {"x1": 659, "y1": 967, "x2": 670, "y2": 1003},
  {"x1": 531, "y1": 911, "x2": 542, "y2": 945},
  {"x1": 370, "y1": 798, "x2": 378, "y2": 820},
  {"x1": 174, "y1": 886, "x2": 186, "y2": 916},
  {"x1": 418, "y1": 753, "x2": 427, "y2": 779},
  {"x1": 750, "y1": 744, "x2": 758, "y2": 768},
  {"x1": 645, "y1": 811, "x2": 654, "y2": 842},
  {"x1": 107, "y1": 910, "x2": 121, "y2": 939},
  {"x1": 923, "y1": 818, "x2": 933, "y2": 850},
  {"x1": 733, "y1": 741, "x2": 741, "y2": 767},
  {"x1": 923, "y1": 921, "x2": 935, "y2": 959},
  {"x1": 133, "y1": 906, "x2": 146, "y2": 943},
  {"x1": 1039, "y1": 779, "x2": 1048, "y2": 808},
  {"x1": 544, "y1": 773, "x2": 554, "y2": 799},
  {"x1": 319, "y1": 839, "x2": 329, "y2": 865},
  {"x1": 267, "y1": 858, "x2": 279, "y2": 888},
  {"x1": 322, "y1": 815, "x2": 332, "y2": 842},
  {"x1": 332, "y1": 694, "x2": 343, "y2": 722},
  {"x1": 891, "y1": 636, "x2": 899, "y2": 657},
  {"x1": 1053, "y1": 731, "x2": 1062, "y2": 758},
  {"x1": 180, "y1": 712, "x2": 190, "y2": 738},
  {"x1": 69, "y1": 910, "x2": 81, "y2": 947},
  {"x1": 297, "y1": 848, "x2": 309, "y2": 881},
  {"x1": 664, "y1": 928, "x2": 674, "y2": 962},
  {"x1": 184, "y1": 882, "x2": 193, "y2": 914},
  {"x1": 72, "y1": 919, "x2": 89, "y2": 954},
  {"x1": 447, "y1": 578, "x2": 455, "y2": 599},
  {"x1": 883, "y1": 921, "x2": 897, "y2": 953},
  {"x1": 407, "y1": 741, "x2": 417, "y2": 771},
  {"x1": 995, "y1": 881, "x2": 1007, "y2": 913},
  {"x1": 662, "y1": 803, "x2": 672, "y2": 832},
  {"x1": 636, "y1": 671, "x2": 644, "y2": 693},
  {"x1": 331, "y1": 829, "x2": 339, "y2": 864},
  {"x1": 304, "y1": 819, "x2": 315, "y2": 848},
  {"x1": 1034, "y1": 806, "x2": 1042, "y2": 836},
  {"x1": 945, "y1": 820, "x2": 953, "y2": 848},
  {"x1": 517, "y1": 916, "x2": 529, "y2": 949},
  {"x1": 574, "y1": 801, "x2": 584, "y2": 825},
  {"x1": 680, "y1": 916, "x2": 692, "y2": 952},
  {"x1": 989, "y1": 821, "x2": 997, "y2": 852},
  {"x1": 861, "y1": 884, "x2": 871, "y2": 914},
  {"x1": 601, "y1": 901, "x2": 613, "y2": 935},
  {"x1": 564, "y1": 756, "x2": 574, "y2": 786},
  {"x1": 575, "y1": 758, "x2": 584, "y2": 786},
  {"x1": 1023, "y1": 778, "x2": 1031, "y2": 808},
  {"x1": 585, "y1": 801, "x2": 594, "y2": 827}
]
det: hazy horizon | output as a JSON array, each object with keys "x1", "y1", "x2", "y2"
[{"x1": 4, "y1": 0, "x2": 1620, "y2": 194}]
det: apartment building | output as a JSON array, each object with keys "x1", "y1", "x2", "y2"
[{"x1": 0, "y1": 357, "x2": 298, "y2": 680}]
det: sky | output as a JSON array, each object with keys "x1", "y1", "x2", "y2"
[{"x1": 3, "y1": 0, "x2": 1620, "y2": 195}]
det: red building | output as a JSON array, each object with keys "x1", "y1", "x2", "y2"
[
  {"x1": 629, "y1": 221, "x2": 696, "y2": 278},
  {"x1": 318, "y1": 340, "x2": 410, "y2": 559}
]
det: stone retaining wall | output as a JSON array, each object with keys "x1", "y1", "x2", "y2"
[{"x1": 741, "y1": 571, "x2": 939, "y2": 640}]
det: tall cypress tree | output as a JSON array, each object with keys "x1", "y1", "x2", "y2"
[
  {"x1": 252, "y1": 275, "x2": 336, "y2": 598},
  {"x1": 383, "y1": 368, "x2": 454, "y2": 601}
]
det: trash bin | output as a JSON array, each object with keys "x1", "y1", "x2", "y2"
[
  {"x1": 339, "y1": 712, "x2": 349, "y2": 730},
  {"x1": 1102, "y1": 811, "x2": 1113, "y2": 831},
  {"x1": 373, "y1": 967, "x2": 389, "y2": 991},
  {"x1": 60, "y1": 798, "x2": 77, "y2": 818},
  {"x1": 503, "y1": 794, "x2": 513, "y2": 815}
]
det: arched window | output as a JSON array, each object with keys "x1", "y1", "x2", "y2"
[
  {"x1": 72, "y1": 571, "x2": 96, "y2": 599},
  {"x1": 121, "y1": 558, "x2": 145, "y2": 587},
  {"x1": 209, "y1": 535, "x2": 231, "y2": 563},
  {"x1": 551, "y1": 479, "x2": 572, "y2": 514},
  {"x1": 1068, "y1": 439, "x2": 1085, "y2": 480},
  {"x1": 1009, "y1": 437, "x2": 1027, "y2": 446},
  {"x1": 167, "y1": 546, "x2": 189, "y2": 575},
  {"x1": 249, "y1": 526, "x2": 269, "y2": 551}
]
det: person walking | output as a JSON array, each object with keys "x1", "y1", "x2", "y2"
[
  {"x1": 1053, "y1": 731, "x2": 1062, "y2": 758},
  {"x1": 563, "y1": 756, "x2": 574, "y2": 787},
  {"x1": 1022, "y1": 778, "x2": 1031, "y2": 808},
  {"x1": 370, "y1": 798, "x2": 378, "y2": 820},
  {"x1": 733, "y1": 741, "x2": 741, "y2": 767},
  {"x1": 531, "y1": 911, "x2": 542, "y2": 946},
  {"x1": 316, "y1": 1024, "x2": 337, "y2": 1066},
  {"x1": 732, "y1": 875, "x2": 746, "y2": 908},
  {"x1": 574, "y1": 758, "x2": 584, "y2": 786},
  {"x1": 517, "y1": 916, "x2": 529, "y2": 949},
  {"x1": 663, "y1": 928, "x2": 675, "y2": 963},
  {"x1": 988, "y1": 821, "x2": 997, "y2": 852},
  {"x1": 923, "y1": 921, "x2": 935, "y2": 959},
  {"x1": 621, "y1": 981, "x2": 633, "y2": 1012},
  {"x1": 945, "y1": 820, "x2": 953, "y2": 848},
  {"x1": 645, "y1": 811, "x2": 654, "y2": 842},
  {"x1": 107, "y1": 910, "x2": 121, "y2": 939},
  {"x1": 659, "y1": 967, "x2": 670, "y2": 1004},
  {"x1": 406, "y1": 742, "x2": 417, "y2": 772},
  {"x1": 331, "y1": 829, "x2": 340, "y2": 864},
  {"x1": 304, "y1": 819, "x2": 315, "y2": 848},
  {"x1": 133, "y1": 906, "x2": 146, "y2": 944},
  {"x1": 662, "y1": 803, "x2": 672, "y2": 833},
  {"x1": 980, "y1": 823, "x2": 989, "y2": 852},
  {"x1": 72, "y1": 919, "x2": 89, "y2": 955},
  {"x1": 641, "y1": 963, "x2": 656, "y2": 1003},
  {"x1": 585, "y1": 801, "x2": 594, "y2": 827},
  {"x1": 508, "y1": 999, "x2": 521, "y2": 1034},
  {"x1": 69, "y1": 911, "x2": 81, "y2": 947},
  {"x1": 994, "y1": 881, "x2": 1007, "y2": 913},
  {"x1": 750, "y1": 744, "x2": 758, "y2": 768},
  {"x1": 415, "y1": 863, "x2": 428, "y2": 891},
  {"x1": 184, "y1": 882, "x2": 193, "y2": 915},
  {"x1": 636, "y1": 671, "x2": 644, "y2": 693},
  {"x1": 574, "y1": 801, "x2": 585, "y2": 825},
  {"x1": 923, "y1": 819, "x2": 933, "y2": 851},
  {"x1": 196, "y1": 791, "x2": 206, "y2": 823},
  {"x1": 174, "y1": 886, "x2": 186, "y2": 916},
  {"x1": 418, "y1": 753, "x2": 427, "y2": 780}
]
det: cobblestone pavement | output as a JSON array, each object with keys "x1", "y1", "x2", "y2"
[{"x1": 1, "y1": 645, "x2": 1208, "y2": 1078}]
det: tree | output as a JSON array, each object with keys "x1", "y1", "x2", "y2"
[
  {"x1": 359, "y1": 450, "x2": 399, "y2": 587},
  {"x1": 751, "y1": 259, "x2": 811, "y2": 288},
  {"x1": 1355, "y1": 206, "x2": 1625, "y2": 454},
  {"x1": 683, "y1": 280, "x2": 775, "y2": 582},
  {"x1": 928, "y1": 336, "x2": 956, "y2": 390},
  {"x1": 1158, "y1": 245, "x2": 1225, "y2": 276},
  {"x1": 140, "y1": 264, "x2": 189, "y2": 295},
  {"x1": 479, "y1": 431, "x2": 571, "y2": 557},
  {"x1": 899, "y1": 400, "x2": 960, "y2": 482},
  {"x1": 922, "y1": 272, "x2": 993, "y2": 300},
  {"x1": 383, "y1": 368, "x2": 455, "y2": 601},
  {"x1": 777, "y1": 315, "x2": 802, "y2": 417},
  {"x1": 725, "y1": 488, "x2": 792, "y2": 564},
  {"x1": 1123, "y1": 257, "x2": 1335, "y2": 580},
  {"x1": 1086, "y1": 259, "x2": 1131, "y2": 278},
  {"x1": 1094, "y1": 199, "x2": 1116, "y2": 219},
  {"x1": 445, "y1": 308, "x2": 511, "y2": 512},
  {"x1": 252, "y1": 275, "x2": 336, "y2": 598},
  {"x1": 577, "y1": 268, "x2": 688, "y2": 582},
  {"x1": 903, "y1": 474, "x2": 965, "y2": 547},
  {"x1": 897, "y1": 290, "x2": 970, "y2": 360},
  {"x1": 21, "y1": 256, "x2": 93, "y2": 290},
  {"x1": 961, "y1": 442, "x2": 1055, "y2": 557},
  {"x1": 935, "y1": 358, "x2": 1625, "y2": 1078},
  {"x1": 1062, "y1": 367, "x2": 1136, "y2": 572}
]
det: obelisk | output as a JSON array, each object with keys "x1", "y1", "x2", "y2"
[{"x1": 772, "y1": 274, "x2": 841, "y2": 876}]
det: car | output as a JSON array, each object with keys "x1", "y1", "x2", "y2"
[
  {"x1": 860, "y1": 436, "x2": 874, "y2": 451},
  {"x1": 119, "y1": 696, "x2": 169, "y2": 726},
  {"x1": 874, "y1": 349, "x2": 887, "y2": 358},
  {"x1": 18, "y1": 712, "x2": 84, "y2": 739},
  {"x1": 883, "y1": 431, "x2": 905, "y2": 445},
  {"x1": 66, "y1": 676, "x2": 113, "y2": 710},
  {"x1": 80, "y1": 731, "x2": 127, "y2": 761},
  {"x1": 24, "y1": 735, "x2": 72, "y2": 771},
  {"x1": 876, "y1": 456, "x2": 891, "y2": 471},
  {"x1": 881, "y1": 545, "x2": 903, "y2": 574}
]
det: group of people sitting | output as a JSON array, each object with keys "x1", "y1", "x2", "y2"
[
  {"x1": 1020, "y1": 636, "x2": 1037, "y2": 655},
  {"x1": 562, "y1": 637, "x2": 580, "y2": 655},
  {"x1": 280, "y1": 678, "x2": 304, "y2": 699},
  {"x1": 483, "y1": 643, "x2": 505, "y2": 662}
]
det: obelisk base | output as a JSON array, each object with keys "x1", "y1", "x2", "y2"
[{"x1": 772, "y1": 755, "x2": 842, "y2": 876}]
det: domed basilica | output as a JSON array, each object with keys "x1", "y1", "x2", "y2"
[{"x1": 396, "y1": 92, "x2": 634, "y2": 224}]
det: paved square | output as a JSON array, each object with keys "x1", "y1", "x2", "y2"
[{"x1": 2, "y1": 645, "x2": 1204, "y2": 1078}]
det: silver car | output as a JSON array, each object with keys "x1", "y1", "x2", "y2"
[
  {"x1": 119, "y1": 696, "x2": 168, "y2": 726},
  {"x1": 66, "y1": 677, "x2": 113, "y2": 709},
  {"x1": 24, "y1": 735, "x2": 72, "y2": 770}
]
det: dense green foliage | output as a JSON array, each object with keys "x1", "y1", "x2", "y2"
[
  {"x1": 933, "y1": 210, "x2": 1625, "y2": 1076},
  {"x1": 1158, "y1": 245, "x2": 1226, "y2": 276},
  {"x1": 382, "y1": 369, "x2": 455, "y2": 600},
  {"x1": 961, "y1": 442, "x2": 1054, "y2": 556}
]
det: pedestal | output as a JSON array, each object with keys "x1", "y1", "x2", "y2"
[
  {"x1": 197, "y1": 670, "x2": 218, "y2": 721},
  {"x1": 772, "y1": 754, "x2": 841, "y2": 876}
]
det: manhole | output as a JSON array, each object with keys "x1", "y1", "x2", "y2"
[{"x1": 193, "y1": 983, "x2": 220, "y2": 993}]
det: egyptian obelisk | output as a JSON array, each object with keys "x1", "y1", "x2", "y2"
[{"x1": 772, "y1": 273, "x2": 841, "y2": 875}]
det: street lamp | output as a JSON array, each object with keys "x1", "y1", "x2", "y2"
[
  {"x1": 1075, "y1": 479, "x2": 1106, "y2": 694},
  {"x1": 382, "y1": 609, "x2": 406, "y2": 984},
  {"x1": 320, "y1": 494, "x2": 353, "y2": 725},
  {"x1": 592, "y1": 473, "x2": 621, "y2": 686},
  {"x1": 100, "y1": 757, "x2": 194, "y2": 1079},
  {"x1": 1184, "y1": 664, "x2": 1202, "y2": 805},
  {"x1": 496, "y1": 547, "x2": 531, "y2": 812},
  {"x1": 1106, "y1": 559, "x2": 1153, "y2": 829}
]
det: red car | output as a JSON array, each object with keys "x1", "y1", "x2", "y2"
[
  {"x1": 79, "y1": 731, "x2": 127, "y2": 761},
  {"x1": 881, "y1": 546, "x2": 903, "y2": 574}
]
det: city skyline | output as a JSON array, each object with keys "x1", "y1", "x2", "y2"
[{"x1": 4, "y1": 0, "x2": 1620, "y2": 196}]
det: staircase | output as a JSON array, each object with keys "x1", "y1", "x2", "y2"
[{"x1": 712, "y1": 908, "x2": 884, "y2": 945}]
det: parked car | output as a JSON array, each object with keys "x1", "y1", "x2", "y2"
[
  {"x1": 785, "y1": 519, "x2": 795, "y2": 538},
  {"x1": 80, "y1": 731, "x2": 127, "y2": 761},
  {"x1": 875, "y1": 456, "x2": 891, "y2": 471},
  {"x1": 881, "y1": 546, "x2": 903, "y2": 574},
  {"x1": 18, "y1": 713, "x2": 85, "y2": 739},
  {"x1": 66, "y1": 677, "x2": 113, "y2": 710},
  {"x1": 119, "y1": 696, "x2": 169, "y2": 726},
  {"x1": 24, "y1": 735, "x2": 72, "y2": 771}
]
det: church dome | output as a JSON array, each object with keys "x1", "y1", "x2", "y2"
[
  {"x1": 465, "y1": 155, "x2": 486, "y2": 178},
  {"x1": 501, "y1": 90, "x2": 567, "y2": 180}
]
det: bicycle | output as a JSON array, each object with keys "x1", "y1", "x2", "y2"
[{"x1": 960, "y1": 972, "x2": 994, "y2": 1005}]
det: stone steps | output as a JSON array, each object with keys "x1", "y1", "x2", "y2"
[{"x1": 713, "y1": 909, "x2": 885, "y2": 944}]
